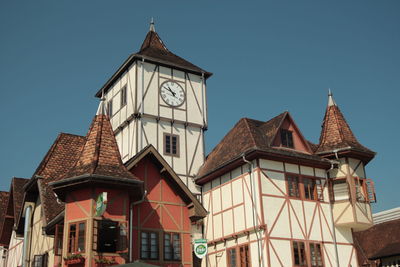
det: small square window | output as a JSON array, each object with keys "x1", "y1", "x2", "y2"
[
  {"x1": 281, "y1": 129, "x2": 294, "y2": 148},
  {"x1": 120, "y1": 86, "x2": 127, "y2": 107},
  {"x1": 107, "y1": 100, "x2": 113, "y2": 117},
  {"x1": 164, "y1": 133, "x2": 179, "y2": 157}
]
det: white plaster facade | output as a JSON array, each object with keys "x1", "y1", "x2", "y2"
[
  {"x1": 104, "y1": 61, "x2": 207, "y2": 196},
  {"x1": 202, "y1": 158, "x2": 369, "y2": 267}
]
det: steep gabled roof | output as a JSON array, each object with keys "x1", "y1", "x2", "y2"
[
  {"x1": 197, "y1": 112, "x2": 329, "y2": 181},
  {"x1": 95, "y1": 24, "x2": 211, "y2": 98},
  {"x1": 125, "y1": 145, "x2": 207, "y2": 220},
  {"x1": 66, "y1": 114, "x2": 138, "y2": 180},
  {"x1": 33, "y1": 133, "x2": 86, "y2": 225},
  {"x1": 0, "y1": 191, "x2": 10, "y2": 246},
  {"x1": 316, "y1": 91, "x2": 375, "y2": 160},
  {"x1": 10, "y1": 178, "x2": 29, "y2": 223}
]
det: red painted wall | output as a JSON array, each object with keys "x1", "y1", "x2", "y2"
[
  {"x1": 272, "y1": 117, "x2": 311, "y2": 153},
  {"x1": 130, "y1": 155, "x2": 193, "y2": 267}
]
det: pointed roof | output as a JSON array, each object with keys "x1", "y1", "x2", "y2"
[
  {"x1": 95, "y1": 22, "x2": 212, "y2": 98},
  {"x1": 197, "y1": 112, "x2": 329, "y2": 183},
  {"x1": 67, "y1": 114, "x2": 137, "y2": 180},
  {"x1": 316, "y1": 91, "x2": 375, "y2": 160}
]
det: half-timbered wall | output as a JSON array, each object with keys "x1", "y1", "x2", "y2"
[
  {"x1": 203, "y1": 159, "x2": 358, "y2": 267},
  {"x1": 104, "y1": 61, "x2": 207, "y2": 195},
  {"x1": 5, "y1": 230, "x2": 23, "y2": 267},
  {"x1": 63, "y1": 187, "x2": 130, "y2": 267},
  {"x1": 329, "y1": 157, "x2": 373, "y2": 229},
  {"x1": 130, "y1": 156, "x2": 194, "y2": 267},
  {"x1": 28, "y1": 198, "x2": 56, "y2": 267}
]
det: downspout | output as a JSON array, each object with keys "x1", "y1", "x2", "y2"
[
  {"x1": 327, "y1": 160, "x2": 340, "y2": 267},
  {"x1": 242, "y1": 155, "x2": 265, "y2": 267},
  {"x1": 129, "y1": 190, "x2": 147, "y2": 262},
  {"x1": 22, "y1": 205, "x2": 33, "y2": 267}
]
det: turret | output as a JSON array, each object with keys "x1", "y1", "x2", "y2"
[{"x1": 318, "y1": 90, "x2": 376, "y2": 231}]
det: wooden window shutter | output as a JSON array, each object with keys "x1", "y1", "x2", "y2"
[
  {"x1": 366, "y1": 179, "x2": 376, "y2": 203},
  {"x1": 117, "y1": 222, "x2": 128, "y2": 252},
  {"x1": 93, "y1": 220, "x2": 98, "y2": 251},
  {"x1": 316, "y1": 179, "x2": 324, "y2": 201}
]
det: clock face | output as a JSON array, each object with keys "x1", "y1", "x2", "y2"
[{"x1": 160, "y1": 80, "x2": 185, "y2": 107}]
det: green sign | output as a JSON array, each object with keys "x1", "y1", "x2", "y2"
[
  {"x1": 194, "y1": 239, "x2": 207, "y2": 259},
  {"x1": 95, "y1": 192, "x2": 107, "y2": 217}
]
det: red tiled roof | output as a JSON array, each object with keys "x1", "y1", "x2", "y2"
[
  {"x1": 0, "y1": 191, "x2": 10, "y2": 246},
  {"x1": 95, "y1": 28, "x2": 211, "y2": 98},
  {"x1": 67, "y1": 114, "x2": 138, "y2": 180},
  {"x1": 317, "y1": 98, "x2": 374, "y2": 156},
  {"x1": 11, "y1": 178, "x2": 29, "y2": 223},
  {"x1": 34, "y1": 133, "x2": 86, "y2": 224},
  {"x1": 136, "y1": 30, "x2": 210, "y2": 76},
  {"x1": 353, "y1": 219, "x2": 400, "y2": 263},
  {"x1": 197, "y1": 112, "x2": 327, "y2": 179}
]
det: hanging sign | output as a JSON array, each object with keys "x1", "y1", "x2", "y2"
[
  {"x1": 194, "y1": 239, "x2": 208, "y2": 259},
  {"x1": 94, "y1": 192, "x2": 108, "y2": 217}
]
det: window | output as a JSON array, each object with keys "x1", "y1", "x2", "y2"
[
  {"x1": 281, "y1": 129, "x2": 294, "y2": 148},
  {"x1": 33, "y1": 253, "x2": 48, "y2": 267},
  {"x1": 164, "y1": 133, "x2": 179, "y2": 156},
  {"x1": 227, "y1": 245, "x2": 250, "y2": 267},
  {"x1": 54, "y1": 224, "x2": 63, "y2": 256},
  {"x1": 227, "y1": 248, "x2": 237, "y2": 267},
  {"x1": 164, "y1": 233, "x2": 181, "y2": 261},
  {"x1": 107, "y1": 100, "x2": 113, "y2": 117},
  {"x1": 303, "y1": 178, "x2": 317, "y2": 200},
  {"x1": 141, "y1": 231, "x2": 159, "y2": 260},
  {"x1": 68, "y1": 221, "x2": 85, "y2": 254},
  {"x1": 97, "y1": 220, "x2": 118, "y2": 253},
  {"x1": 293, "y1": 241, "x2": 307, "y2": 266},
  {"x1": 120, "y1": 86, "x2": 127, "y2": 107},
  {"x1": 332, "y1": 179, "x2": 349, "y2": 201},
  {"x1": 309, "y1": 243, "x2": 323, "y2": 267},
  {"x1": 287, "y1": 175, "x2": 323, "y2": 201},
  {"x1": 287, "y1": 175, "x2": 300, "y2": 197}
]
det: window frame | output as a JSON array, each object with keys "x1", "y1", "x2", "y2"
[
  {"x1": 97, "y1": 220, "x2": 119, "y2": 253},
  {"x1": 120, "y1": 85, "x2": 127, "y2": 107},
  {"x1": 280, "y1": 129, "x2": 294, "y2": 148},
  {"x1": 163, "y1": 133, "x2": 180, "y2": 157},
  {"x1": 140, "y1": 231, "x2": 159, "y2": 260},
  {"x1": 163, "y1": 232, "x2": 181, "y2": 261},
  {"x1": 286, "y1": 174, "x2": 323, "y2": 202},
  {"x1": 32, "y1": 253, "x2": 48, "y2": 267},
  {"x1": 54, "y1": 223, "x2": 63, "y2": 256},
  {"x1": 107, "y1": 100, "x2": 113, "y2": 117},
  {"x1": 292, "y1": 240, "x2": 307, "y2": 267},
  {"x1": 309, "y1": 242, "x2": 324, "y2": 267},
  {"x1": 226, "y1": 244, "x2": 251, "y2": 267},
  {"x1": 67, "y1": 220, "x2": 86, "y2": 254}
]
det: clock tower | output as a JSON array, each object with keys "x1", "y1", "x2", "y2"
[{"x1": 95, "y1": 21, "x2": 212, "y2": 197}]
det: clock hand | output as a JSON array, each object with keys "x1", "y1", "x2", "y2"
[{"x1": 166, "y1": 86, "x2": 176, "y2": 97}]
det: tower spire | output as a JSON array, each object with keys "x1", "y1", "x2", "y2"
[
  {"x1": 328, "y1": 88, "x2": 336, "y2": 106},
  {"x1": 149, "y1": 17, "x2": 155, "y2": 32}
]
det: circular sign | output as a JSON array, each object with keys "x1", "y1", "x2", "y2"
[{"x1": 194, "y1": 239, "x2": 208, "y2": 259}]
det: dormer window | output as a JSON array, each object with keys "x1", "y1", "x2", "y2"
[{"x1": 280, "y1": 129, "x2": 294, "y2": 148}]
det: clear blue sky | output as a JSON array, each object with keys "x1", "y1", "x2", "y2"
[{"x1": 0, "y1": 1, "x2": 399, "y2": 212}]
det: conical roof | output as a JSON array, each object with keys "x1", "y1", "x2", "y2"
[
  {"x1": 317, "y1": 91, "x2": 375, "y2": 157},
  {"x1": 67, "y1": 113, "x2": 137, "y2": 180}
]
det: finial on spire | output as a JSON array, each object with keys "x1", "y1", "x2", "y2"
[
  {"x1": 327, "y1": 88, "x2": 337, "y2": 106},
  {"x1": 96, "y1": 90, "x2": 106, "y2": 115},
  {"x1": 149, "y1": 17, "x2": 155, "y2": 32}
]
